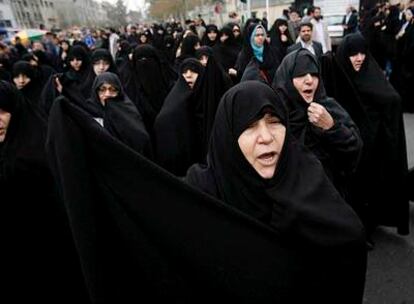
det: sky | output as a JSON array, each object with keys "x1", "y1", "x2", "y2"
[{"x1": 96, "y1": 0, "x2": 146, "y2": 12}]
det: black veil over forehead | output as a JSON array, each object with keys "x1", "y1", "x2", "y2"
[{"x1": 273, "y1": 48, "x2": 326, "y2": 100}]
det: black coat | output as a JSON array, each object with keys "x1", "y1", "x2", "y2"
[{"x1": 287, "y1": 41, "x2": 323, "y2": 61}]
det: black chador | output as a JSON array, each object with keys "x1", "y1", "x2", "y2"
[
  {"x1": 11, "y1": 61, "x2": 44, "y2": 108},
  {"x1": 321, "y1": 33, "x2": 409, "y2": 235},
  {"x1": 41, "y1": 45, "x2": 91, "y2": 114},
  {"x1": 195, "y1": 46, "x2": 233, "y2": 154},
  {"x1": 45, "y1": 80, "x2": 366, "y2": 304},
  {"x1": 0, "y1": 81, "x2": 88, "y2": 302},
  {"x1": 235, "y1": 23, "x2": 281, "y2": 83},
  {"x1": 273, "y1": 49, "x2": 362, "y2": 198},
  {"x1": 153, "y1": 58, "x2": 206, "y2": 176},
  {"x1": 82, "y1": 72, "x2": 152, "y2": 157},
  {"x1": 79, "y1": 48, "x2": 118, "y2": 99},
  {"x1": 213, "y1": 25, "x2": 241, "y2": 73},
  {"x1": 119, "y1": 44, "x2": 176, "y2": 132}
]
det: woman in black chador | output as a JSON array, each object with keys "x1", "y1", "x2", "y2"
[
  {"x1": 272, "y1": 49, "x2": 362, "y2": 199},
  {"x1": 0, "y1": 81, "x2": 88, "y2": 301},
  {"x1": 82, "y1": 72, "x2": 152, "y2": 157},
  {"x1": 212, "y1": 25, "x2": 241, "y2": 79},
  {"x1": 45, "y1": 79, "x2": 366, "y2": 303},
  {"x1": 234, "y1": 23, "x2": 281, "y2": 83},
  {"x1": 41, "y1": 44, "x2": 91, "y2": 114},
  {"x1": 269, "y1": 18, "x2": 294, "y2": 59},
  {"x1": 201, "y1": 24, "x2": 219, "y2": 47},
  {"x1": 186, "y1": 80, "x2": 366, "y2": 303},
  {"x1": 12, "y1": 61, "x2": 43, "y2": 108},
  {"x1": 321, "y1": 33, "x2": 409, "y2": 237},
  {"x1": 119, "y1": 44, "x2": 176, "y2": 133},
  {"x1": 154, "y1": 58, "x2": 206, "y2": 176}
]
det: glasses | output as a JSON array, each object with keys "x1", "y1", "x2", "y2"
[
  {"x1": 98, "y1": 86, "x2": 118, "y2": 95},
  {"x1": 255, "y1": 33, "x2": 265, "y2": 37},
  {"x1": 233, "y1": 29, "x2": 240, "y2": 33}
]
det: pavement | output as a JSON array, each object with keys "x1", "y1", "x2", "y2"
[{"x1": 363, "y1": 113, "x2": 414, "y2": 304}]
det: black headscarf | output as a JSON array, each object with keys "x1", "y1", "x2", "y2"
[
  {"x1": 11, "y1": 61, "x2": 44, "y2": 108},
  {"x1": 154, "y1": 58, "x2": 205, "y2": 175},
  {"x1": 201, "y1": 24, "x2": 219, "y2": 47},
  {"x1": 186, "y1": 80, "x2": 364, "y2": 246},
  {"x1": 119, "y1": 44, "x2": 177, "y2": 132},
  {"x1": 273, "y1": 49, "x2": 362, "y2": 196},
  {"x1": 84, "y1": 72, "x2": 152, "y2": 157},
  {"x1": 80, "y1": 48, "x2": 118, "y2": 99},
  {"x1": 269, "y1": 18, "x2": 294, "y2": 58},
  {"x1": 213, "y1": 25, "x2": 241, "y2": 72},
  {"x1": 195, "y1": 46, "x2": 233, "y2": 155},
  {"x1": 324, "y1": 33, "x2": 409, "y2": 235}
]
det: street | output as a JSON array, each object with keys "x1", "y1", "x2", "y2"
[{"x1": 364, "y1": 113, "x2": 414, "y2": 304}]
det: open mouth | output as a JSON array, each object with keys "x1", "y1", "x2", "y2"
[{"x1": 258, "y1": 152, "x2": 277, "y2": 164}]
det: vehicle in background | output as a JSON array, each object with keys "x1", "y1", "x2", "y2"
[{"x1": 324, "y1": 14, "x2": 345, "y2": 47}]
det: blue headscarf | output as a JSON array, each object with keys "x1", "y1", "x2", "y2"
[{"x1": 250, "y1": 24, "x2": 265, "y2": 63}]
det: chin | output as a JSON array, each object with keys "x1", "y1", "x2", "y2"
[{"x1": 258, "y1": 169, "x2": 276, "y2": 179}]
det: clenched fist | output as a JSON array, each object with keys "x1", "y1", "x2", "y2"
[{"x1": 307, "y1": 102, "x2": 334, "y2": 130}]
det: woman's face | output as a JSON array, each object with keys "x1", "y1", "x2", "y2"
[
  {"x1": 233, "y1": 26, "x2": 241, "y2": 38},
  {"x1": 349, "y1": 52, "x2": 366, "y2": 71},
  {"x1": 199, "y1": 55, "x2": 208, "y2": 67},
  {"x1": 405, "y1": 9, "x2": 413, "y2": 22},
  {"x1": 220, "y1": 33, "x2": 229, "y2": 42},
  {"x1": 182, "y1": 69, "x2": 199, "y2": 89},
  {"x1": 13, "y1": 73, "x2": 31, "y2": 89},
  {"x1": 61, "y1": 42, "x2": 69, "y2": 51},
  {"x1": 207, "y1": 31, "x2": 217, "y2": 41},
  {"x1": 238, "y1": 113, "x2": 286, "y2": 179},
  {"x1": 292, "y1": 73, "x2": 319, "y2": 103},
  {"x1": 97, "y1": 82, "x2": 119, "y2": 106},
  {"x1": 253, "y1": 27, "x2": 266, "y2": 46},
  {"x1": 0, "y1": 108, "x2": 11, "y2": 142},
  {"x1": 140, "y1": 35, "x2": 148, "y2": 43},
  {"x1": 279, "y1": 24, "x2": 288, "y2": 33},
  {"x1": 70, "y1": 58, "x2": 83, "y2": 71},
  {"x1": 93, "y1": 59, "x2": 111, "y2": 76}
]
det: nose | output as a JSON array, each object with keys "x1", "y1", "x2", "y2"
[
  {"x1": 303, "y1": 73, "x2": 313, "y2": 83},
  {"x1": 356, "y1": 53, "x2": 364, "y2": 61},
  {"x1": 257, "y1": 122, "x2": 274, "y2": 144}
]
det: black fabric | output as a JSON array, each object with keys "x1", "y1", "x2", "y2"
[
  {"x1": 201, "y1": 24, "x2": 219, "y2": 47},
  {"x1": 11, "y1": 61, "x2": 44, "y2": 108},
  {"x1": 45, "y1": 88, "x2": 366, "y2": 304},
  {"x1": 0, "y1": 81, "x2": 88, "y2": 301},
  {"x1": 213, "y1": 26, "x2": 241, "y2": 73},
  {"x1": 154, "y1": 58, "x2": 205, "y2": 175},
  {"x1": 118, "y1": 44, "x2": 177, "y2": 133},
  {"x1": 269, "y1": 18, "x2": 294, "y2": 58},
  {"x1": 272, "y1": 49, "x2": 362, "y2": 198},
  {"x1": 195, "y1": 46, "x2": 233, "y2": 155},
  {"x1": 40, "y1": 45, "x2": 91, "y2": 115},
  {"x1": 83, "y1": 72, "x2": 152, "y2": 157},
  {"x1": 291, "y1": 52, "x2": 319, "y2": 77},
  {"x1": 235, "y1": 23, "x2": 281, "y2": 83},
  {"x1": 322, "y1": 33, "x2": 409, "y2": 235},
  {"x1": 174, "y1": 34, "x2": 200, "y2": 70},
  {"x1": 79, "y1": 48, "x2": 118, "y2": 99}
]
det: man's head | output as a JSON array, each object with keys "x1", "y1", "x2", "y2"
[{"x1": 299, "y1": 22, "x2": 313, "y2": 42}]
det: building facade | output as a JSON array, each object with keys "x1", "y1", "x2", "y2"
[{"x1": 0, "y1": 0, "x2": 17, "y2": 28}]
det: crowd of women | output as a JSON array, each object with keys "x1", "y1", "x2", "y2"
[{"x1": 0, "y1": 8, "x2": 412, "y2": 302}]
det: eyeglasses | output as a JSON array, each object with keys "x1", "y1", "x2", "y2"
[
  {"x1": 233, "y1": 29, "x2": 240, "y2": 33},
  {"x1": 255, "y1": 33, "x2": 265, "y2": 37},
  {"x1": 98, "y1": 86, "x2": 118, "y2": 95}
]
